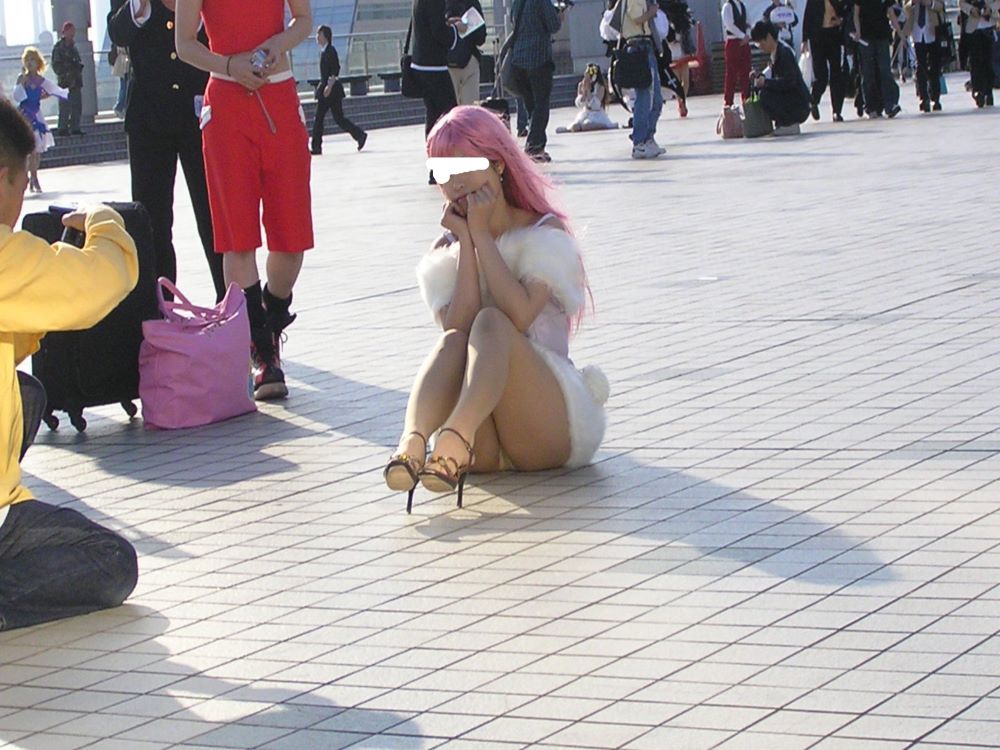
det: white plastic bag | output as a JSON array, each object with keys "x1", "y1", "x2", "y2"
[
  {"x1": 799, "y1": 49, "x2": 814, "y2": 88},
  {"x1": 599, "y1": 8, "x2": 619, "y2": 42}
]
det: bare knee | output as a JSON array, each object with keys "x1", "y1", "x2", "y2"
[
  {"x1": 470, "y1": 307, "x2": 516, "y2": 342},
  {"x1": 439, "y1": 328, "x2": 469, "y2": 355}
]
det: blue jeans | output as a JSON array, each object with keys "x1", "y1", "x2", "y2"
[
  {"x1": 0, "y1": 500, "x2": 137, "y2": 630},
  {"x1": 859, "y1": 38, "x2": 898, "y2": 114},
  {"x1": 114, "y1": 75, "x2": 129, "y2": 114},
  {"x1": 631, "y1": 43, "x2": 663, "y2": 145}
]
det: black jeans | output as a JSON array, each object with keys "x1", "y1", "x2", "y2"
[
  {"x1": 811, "y1": 27, "x2": 845, "y2": 115},
  {"x1": 311, "y1": 93, "x2": 365, "y2": 149},
  {"x1": 58, "y1": 87, "x2": 82, "y2": 131},
  {"x1": 968, "y1": 29, "x2": 995, "y2": 100},
  {"x1": 413, "y1": 69, "x2": 458, "y2": 136},
  {"x1": 128, "y1": 126, "x2": 225, "y2": 301},
  {"x1": 0, "y1": 500, "x2": 138, "y2": 631},
  {"x1": 914, "y1": 41, "x2": 942, "y2": 105},
  {"x1": 512, "y1": 61, "x2": 554, "y2": 154}
]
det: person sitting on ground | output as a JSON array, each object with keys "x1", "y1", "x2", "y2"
[
  {"x1": 0, "y1": 97, "x2": 139, "y2": 631},
  {"x1": 557, "y1": 63, "x2": 619, "y2": 132},
  {"x1": 750, "y1": 20, "x2": 812, "y2": 133},
  {"x1": 384, "y1": 105, "x2": 609, "y2": 513}
]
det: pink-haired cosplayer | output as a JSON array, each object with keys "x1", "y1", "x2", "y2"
[{"x1": 384, "y1": 106, "x2": 609, "y2": 512}]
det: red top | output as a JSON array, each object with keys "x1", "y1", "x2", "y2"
[{"x1": 201, "y1": 0, "x2": 285, "y2": 56}]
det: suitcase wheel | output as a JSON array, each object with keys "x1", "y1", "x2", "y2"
[
  {"x1": 43, "y1": 414, "x2": 59, "y2": 431},
  {"x1": 69, "y1": 411, "x2": 87, "y2": 432},
  {"x1": 121, "y1": 401, "x2": 138, "y2": 419}
]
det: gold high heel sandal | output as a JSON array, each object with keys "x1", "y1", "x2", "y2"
[
  {"x1": 383, "y1": 431, "x2": 427, "y2": 514},
  {"x1": 418, "y1": 428, "x2": 475, "y2": 508}
]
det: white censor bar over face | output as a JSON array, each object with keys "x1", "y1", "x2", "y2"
[
  {"x1": 770, "y1": 7, "x2": 796, "y2": 25},
  {"x1": 427, "y1": 157, "x2": 490, "y2": 183}
]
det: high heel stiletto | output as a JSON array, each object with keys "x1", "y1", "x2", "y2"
[
  {"x1": 383, "y1": 431, "x2": 427, "y2": 513},
  {"x1": 419, "y1": 427, "x2": 475, "y2": 508}
]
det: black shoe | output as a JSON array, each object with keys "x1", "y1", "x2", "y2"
[
  {"x1": 887, "y1": 105, "x2": 901, "y2": 118},
  {"x1": 810, "y1": 103, "x2": 820, "y2": 121},
  {"x1": 310, "y1": 146, "x2": 322, "y2": 155},
  {"x1": 527, "y1": 150, "x2": 551, "y2": 163},
  {"x1": 932, "y1": 101, "x2": 942, "y2": 111},
  {"x1": 250, "y1": 334, "x2": 287, "y2": 401},
  {"x1": 357, "y1": 131, "x2": 368, "y2": 151},
  {"x1": 832, "y1": 112, "x2": 844, "y2": 122},
  {"x1": 974, "y1": 93, "x2": 985, "y2": 108},
  {"x1": 516, "y1": 129, "x2": 528, "y2": 138},
  {"x1": 919, "y1": 100, "x2": 930, "y2": 113}
]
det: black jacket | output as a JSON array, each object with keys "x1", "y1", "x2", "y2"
[
  {"x1": 108, "y1": 0, "x2": 209, "y2": 135},
  {"x1": 410, "y1": 0, "x2": 459, "y2": 67},
  {"x1": 317, "y1": 44, "x2": 346, "y2": 100},
  {"x1": 446, "y1": 0, "x2": 487, "y2": 64},
  {"x1": 802, "y1": 0, "x2": 847, "y2": 44},
  {"x1": 763, "y1": 42, "x2": 811, "y2": 100}
]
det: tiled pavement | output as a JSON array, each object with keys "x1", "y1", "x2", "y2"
[{"x1": 2, "y1": 76, "x2": 999, "y2": 749}]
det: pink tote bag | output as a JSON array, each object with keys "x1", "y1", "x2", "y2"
[{"x1": 139, "y1": 278, "x2": 256, "y2": 429}]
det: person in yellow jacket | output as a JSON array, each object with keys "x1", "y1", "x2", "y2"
[{"x1": 0, "y1": 97, "x2": 140, "y2": 631}]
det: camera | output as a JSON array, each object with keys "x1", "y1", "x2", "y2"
[
  {"x1": 48, "y1": 205, "x2": 85, "y2": 248},
  {"x1": 250, "y1": 48, "x2": 269, "y2": 75}
]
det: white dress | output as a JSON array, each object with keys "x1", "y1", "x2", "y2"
[
  {"x1": 416, "y1": 217, "x2": 609, "y2": 467},
  {"x1": 568, "y1": 83, "x2": 618, "y2": 131}
]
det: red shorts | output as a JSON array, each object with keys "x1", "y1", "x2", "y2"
[{"x1": 201, "y1": 77, "x2": 313, "y2": 253}]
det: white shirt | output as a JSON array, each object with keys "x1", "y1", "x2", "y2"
[
  {"x1": 130, "y1": 0, "x2": 151, "y2": 26},
  {"x1": 912, "y1": 5, "x2": 935, "y2": 43},
  {"x1": 722, "y1": 0, "x2": 748, "y2": 39}
]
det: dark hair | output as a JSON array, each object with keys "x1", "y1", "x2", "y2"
[
  {"x1": 0, "y1": 98, "x2": 34, "y2": 182},
  {"x1": 750, "y1": 20, "x2": 777, "y2": 42},
  {"x1": 317, "y1": 25, "x2": 332, "y2": 43}
]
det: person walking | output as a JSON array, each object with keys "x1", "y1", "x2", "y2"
[
  {"x1": 310, "y1": 25, "x2": 367, "y2": 154},
  {"x1": 176, "y1": 0, "x2": 314, "y2": 400},
  {"x1": 109, "y1": 0, "x2": 226, "y2": 303},
  {"x1": 619, "y1": 0, "x2": 664, "y2": 158},
  {"x1": 51, "y1": 21, "x2": 84, "y2": 135},
  {"x1": 960, "y1": 0, "x2": 998, "y2": 107},
  {"x1": 803, "y1": 0, "x2": 848, "y2": 120},
  {"x1": 903, "y1": 0, "x2": 946, "y2": 110},
  {"x1": 852, "y1": 0, "x2": 901, "y2": 116},
  {"x1": 446, "y1": 0, "x2": 487, "y2": 104},
  {"x1": 722, "y1": 0, "x2": 753, "y2": 107},
  {"x1": 510, "y1": 0, "x2": 566, "y2": 162}
]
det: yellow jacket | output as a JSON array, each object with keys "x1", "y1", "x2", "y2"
[{"x1": 0, "y1": 206, "x2": 138, "y2": 509}]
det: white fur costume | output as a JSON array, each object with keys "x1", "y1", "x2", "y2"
[{"x1": 416, "y1": 224, "x2": 609, "y2": 468}]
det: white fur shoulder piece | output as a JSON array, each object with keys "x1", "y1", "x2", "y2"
[{"x1": 415, "y1": 226, "x2": 585, "y2": 318}]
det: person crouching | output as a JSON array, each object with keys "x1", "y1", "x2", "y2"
[{"x1": 750, "y1": 21, "x2": 812, "y2": 134}]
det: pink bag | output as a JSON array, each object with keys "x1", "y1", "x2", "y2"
[
  {"x1": 139, "y1": 278, "x2": 255, "y2": 429},
  {"x1": 716, "y1": 105, "x2": 744, "y2": 139}
]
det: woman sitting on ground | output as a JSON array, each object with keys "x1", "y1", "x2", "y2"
[
  {"x1": 558, "y1": 63, "x2": 619, "y2": 132},
  {"x1": 385, "y1": 106, "x2": 609, "y2": 512}
]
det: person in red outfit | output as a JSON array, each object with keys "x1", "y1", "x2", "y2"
[
  {"x1": 176, "y1": 0, "x2": 313, "y2": 400},
  {"x1": 722, "y1": 0, "x2": 752, "y2": 106}
]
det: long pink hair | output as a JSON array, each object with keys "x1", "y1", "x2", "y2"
[{"x1": 426, "y1": 106, "x2": 591, "y2": 327}]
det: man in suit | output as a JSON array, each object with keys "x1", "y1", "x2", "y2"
[
  {"x1": 51, "y1": 22, "x2": 84, "y2": 135},
  {"x1": 108, "y1": 0, "x2": 225, "y2": 301},
  {"x1": 311, "y1": 25, "x2": 367, "y2": 155}
]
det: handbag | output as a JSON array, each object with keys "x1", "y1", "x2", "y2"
[
  {"x1": 612, "y1": 39, "x2": 654, "y2": 90},
  {"x1": 741, "y1": 94, "x2": 773, "y2": 138},
  {"x1": 400, "y1": 21, "x2": 423, "y2": 99},
  {"x1": 799, "y1": 49, "x2": 814, "y2": 88},
  {"x1": 138, "y1": 278, "x2": 256, "y2": 430},
  {"x1": 716, "y1": 105, "x2": 744, "y2": 138}
]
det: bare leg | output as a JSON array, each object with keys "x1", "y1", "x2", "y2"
[
  {"x1": 265, "y1": 252, "x2": 304, "y2": 299},
  {"x1": 29, "y1": 153, "x2": 41, "y2": 191},
  {"x1": 433, "y1": 308, "x2": 570, "y2": 473},
  {"x1": 393, "y1": 329, "x2": 469, "y2": 466},
  {"x1": 223, "y1": 250, "x2": 259, "y2": 288}
]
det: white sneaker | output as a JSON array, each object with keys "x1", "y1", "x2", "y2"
[
  {"x1": 773, "y1": 123, "x2": 801, "y2": 136},
  {"x1": 648, "y1": 138, "x2": 666, "y2": 155},
  {"x1": 631, "y1": 141, "x2": 660, "y2": 159}
]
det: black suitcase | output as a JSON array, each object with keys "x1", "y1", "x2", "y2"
[{"x1": 21, "y1": 202, "x2": 158, "y2": 432}]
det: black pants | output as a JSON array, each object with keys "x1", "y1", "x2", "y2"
[
  {"x1": 311, "y1": 93, "x2": 365, "y2": 149},
  {"x1": 968, "y1": 29, "x2": 995, "y2": 101},
  {"x1": 127, "y1": 126, "x2": 225, "y2": 302},
  {"x1": 512, "y1": 61, "x2": 554, "y2": 154},
  {"x1": 914, "y1": 41, "x2": 942, "y2": 105},
  {"x1": 760, "y1": 88, "x2": 811, "y2": 127},
  {"x1": 413, "y1": 69, "x2": 458, "y2": 136},
  {"x1": 57, "y1": 87, "x2": 82, "y2": 131},
  {"x1": 811, "y1": 27, "x2": 845, "y2": 115}
]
